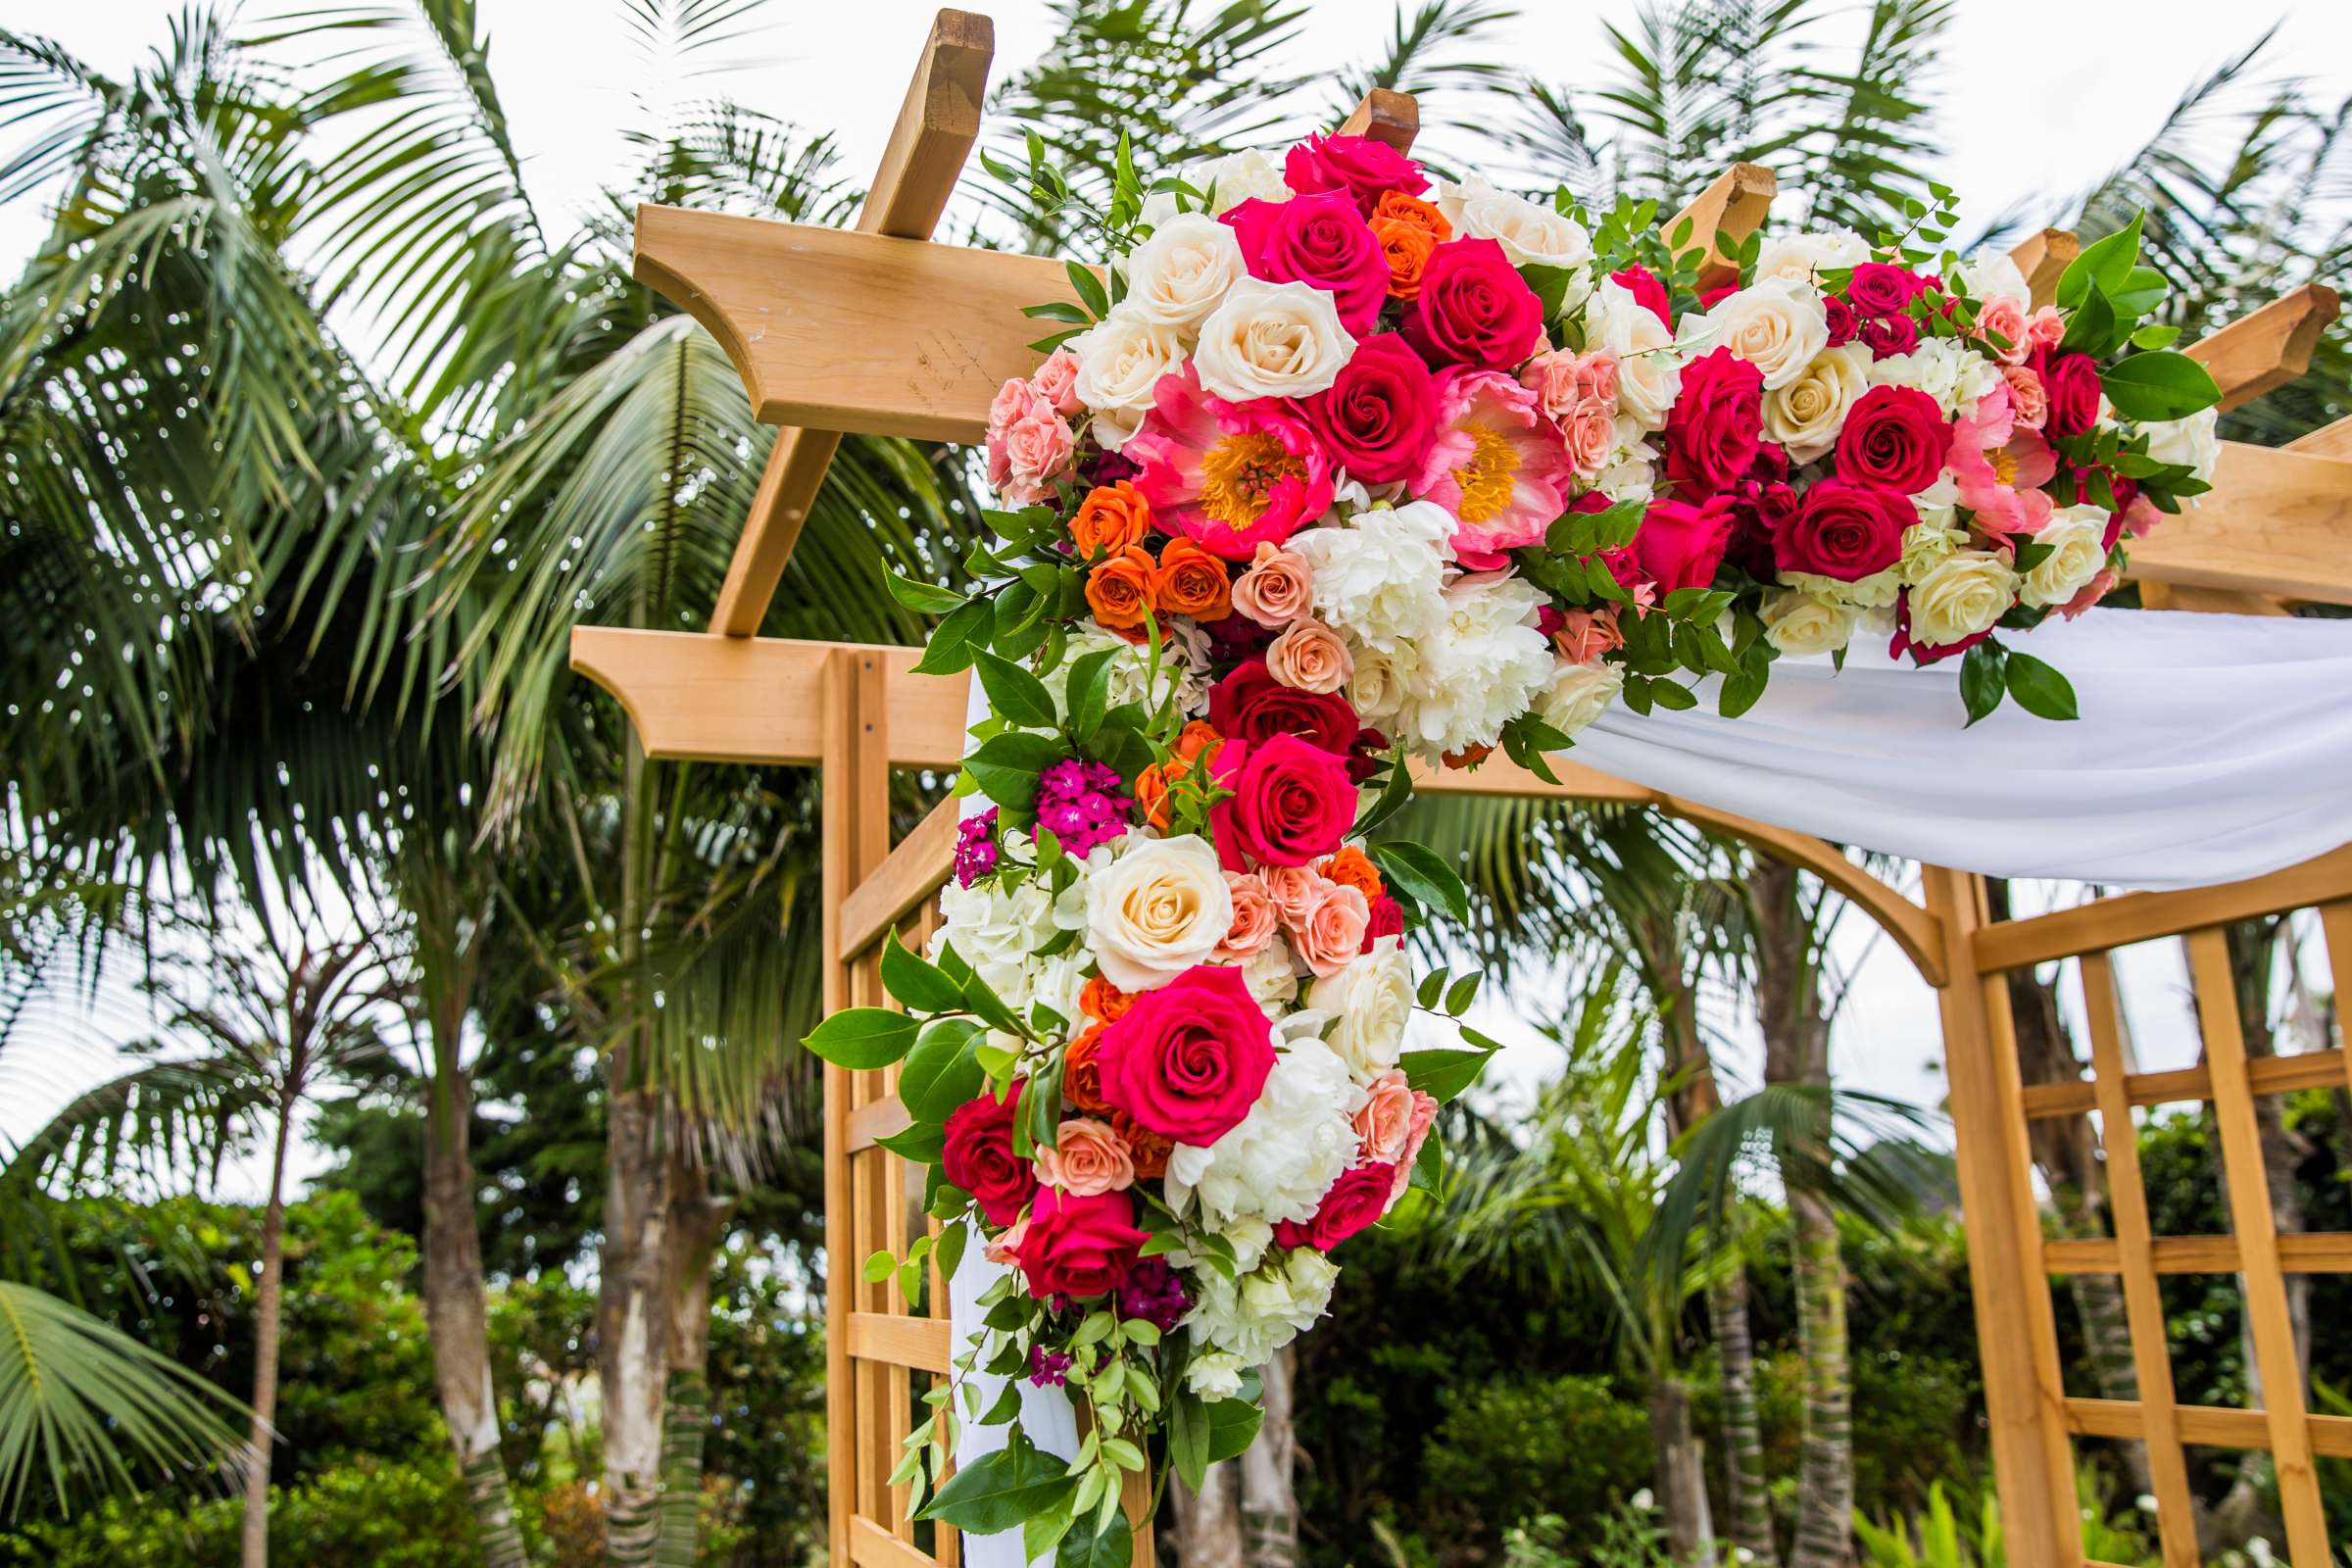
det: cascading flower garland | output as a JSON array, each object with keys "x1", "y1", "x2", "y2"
[{"x1": 802, "y1": 128, "x2": 2223, "y2": 1564}]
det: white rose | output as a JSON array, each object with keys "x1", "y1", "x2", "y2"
[
  {"x1": 1957, "y1": 248, "x2": 2033, "y2": 312},
  {"x1": 1167, "y1": 1030, "x2": 1361, "y2": 1231},
  {"x1": 1760, "y1": 343, "x2": 1870, "y2": 462},
  {"x1": 1140, "y1": 148, "x2": 1288, "y2": 226},
  {"x1": 1587, "y1": 278, "x2": 1682, "y2": 429},
  {"x1": 1288, "y1": 501, "x2": 1453, "y2": 653},
  {"x1": 1784, "y1": 567, "x2": 1899, "y2": 611},
  {"x1": 1183, "y1": 1349, "x2": 1247, "y2": 1399},
  {"x1": 1306, "y1": 935, "x2": 1414, "y2": 1082},
  {"x1": 1895, "y1": 519, "x2": 1966, "y2": 586},
  {"x1": 1343, "y1": 636, "x2": 1416, "y2": 728},
  {"x1": 1437, "y1": 174, "x2": 1594, "y2": 292},
  {"x1": 1070, "y1": 311, "x2": 1187, "y2": 430},
  {"x1": 1192, "y1": 277, "x2": 1356, "y2": 402},
  {"x1": 1537, "y1": 660, "x2": 1624, "y2": 738},
  {"x1": 1759, "y1": 589, "x2": 1859, "y2": 659},
  {"x1": 2020, "y1": 507, "x2": 2111, "y2": 608},
  {"x1": 1908, "y1": 549, "x2": 2021, "y2": 648},
  {"x1": 1119, "y1": 213, "x2": 1249, "y2": 333},
  {"x1": 2140, "y1": 405, "x2": 2219, "y2": 484},
  {"x1": 1752, "y1": 228, "x2": 1870, "y2": 287},
  {"x1": 1240, "y1": 937, "x2": 1301, "y2": 1018},
  {"x1": 1083, "y1": 833, "x2": 1233, "y2": 991},
  {"x1": 1183, "y1": 1247, "x2": 1340, "y2": 1365},
  {"x1": 1689, "y1": 275, "x2": 1829, "y2": 390}
]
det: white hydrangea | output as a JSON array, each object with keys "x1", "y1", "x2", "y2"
[
  {"x1": 1783, "y1": 566, "x2": 1900, "y2": 611},
  {"x1": 1040, "y1": 623, "x2": 1211, "y2": 722},
  {"x1": 1867, "y1": 337, "x2": 2002, "y2": 418},
  {"x1": 1183, "y1": 1246, "x2": 1342, "y2": 1366},
  {"x1": 1401, "y1": 571, "x2": 1555, "y2": 759},
  {"x1": 1306, "y1": 935, "x2": 1413, "y2": 1083},
  {"x1": 1895, "y1": 519, "x2": 1967, "y2": 587},
  {"x1": 933, "y1": 860, "x2": 1058, "y2": 1011},
  {"x1": 1184, "y1": 1349, "x2": 1248, "y2": 1399},
  {"x1": 1956, "y1": 248, "x2": 2033, "y2": 310},
  {"x1": 1287, "y1": 501, "x2": 1453, "y2": 654},
  {"x1": 1138, "y1": 148, "x2": 1289, "y2": 227},
  {"x1": 1165, "y1": 1026, "x2": 1362, "y2": 1232}
]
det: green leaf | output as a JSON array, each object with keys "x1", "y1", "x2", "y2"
[
  {"x1": 910, "y1": 597, "x2": 994, "y2": 675},
  {"x1": 1056, "y1": 1507, "x2": 1133, "y2": 1568},
  {"x1": 973, "y1": 649, "x2": 1059, "y2": 730},
  {"x1": 1064, "y1": 648, "x2": 1117, "y2": 740},
  {"x1": 1444, "y1": 972, "x2": 1481, "y2": 1015},
  {"x1": 1065, "y1": 261, "x2": 1109, "y2": 321},
  {"x1": 1200, "y1": 1396, "x2": 1263, "y2": 1464},
  {"x1": 1170, "y1": 1394, "x2": 1210, "y2": 1491},
  {"x1": 2003, "y1": 650, "x2": 2079, "y2": 721},
  {"x1": 2100, "y1": 351, "x2": 2222, "y2": 422},
  {"x1": 1399, "y1": 1045, "x2": 1497, "y2": 1104},
  {"x1": 1518, "y1": 263, "x2": 1576, "y2": 319},
  {"x1": 899, "y1": 1018, "x2": 988, "y2": 1123},
  {"x1": 804, "y1": 1008, "x2": 918, "y2": 1069},
  {"x1": 1958, "y1": 641, "x2": 2007, "y2": 728},
  {"x1": 963, "y1": 730, "x2": 1066, "y2": 809},
  {"x1": 886, "y1": 572, "x2": 968, "y2": 615},
  {"x1": 882, "y1": 930, "x2": 966, "y2": 1014},
  {"x1": 875, "y1": 1121, "x2": 947, "y2": 1162},
  {"x1": 1367, "y1": 841, "x2": 1469, "y2": 925},
  {"x1": 918, "y1": 1434, "x2": 1078, "y2": 1532},
  {"x1": 2056, "y1": 212, "x2": 2141, "y2": 310}
]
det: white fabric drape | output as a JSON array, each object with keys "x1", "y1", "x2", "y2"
[
  {"x1": 941, "y1": 607, "x2": 2352, "y2": 1565},
  {"x1": 1568, "y1": 608, "x2": 2352, "y2": 891}
]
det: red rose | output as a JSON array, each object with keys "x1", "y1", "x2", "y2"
[
  {"x1": 1634, "y1": 494, "x2": 1738, "y2": 594},
  {"x1": 1015, "y1": 1186, "x2": 1148, "y2": 1300},
  {"x1": 1888, "y1": 589, "x2": 1995, "y2": 666},
  {"x1": 1208, "y1": 660, "x2": 1359, "y2": 754},
  {"x1": 1662, "y1": 348, "x2": 1764, "y2": 499},
  {"x1": 1223, "y1": 192, "x2": 1390, "y2": 335},
  {"x1": 1362, "y1": 894, "x2": 1404, "y2": 950},
  {"x1": 1695, "y1": 281, "x2": 1739, "y2": 311},
  {"x1": 1210, "y1": 732, "x2": 1358, "y2": 870},
  {"x1": 1823, "y1": 294, "x2": 1858, "y2": 347},
  {"x1": 943, "y1": 1083, "x2": 1037, "y2": 1228},
  {"x1": 1859, "y1": 313, "x2": 1920, "y2": 360},
  {"x1": 1834, "y1": 384, "x2": 1948, "y2": 494},
  {"x1": 1402, "y1": 238, "x2": 1544, "y2": 369},
  {"x1": 1612, "y1": 265, "x2": 1671, "y2": 326},
  {"x1": 1284, "y1": 132, "x2": 1427, "y2": 215},
  {"x1": 1097, "y1": 963, "x2": 1277, "y2": 1146},
  {"x1": 1725, "y1": 479, "x2": 1799, "y2": 577},
  {"x1": 1302, "y1": 334, "x2": 1442, "y2": 484},
  {"x1": 1272, "y1": 1161, "x2": 1399, "y2": 1252},
  {"x1": 2038, "y1": 350, "x2": 2101, "y2": 436},
  {"x1": 1775, "y1": 480, "x2": 1909, "y2": 582},
  {"x1": 1845, "y1": 262, "x2": 1920, "y2": 318}
]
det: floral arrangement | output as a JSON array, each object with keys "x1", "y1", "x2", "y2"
[{"x1": 802, "y1": 129, "x2": 2224, "y2": 1564}]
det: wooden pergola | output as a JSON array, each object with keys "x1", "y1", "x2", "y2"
[{"x1": 569, "y1": 13, "x2": 2352, "y2": 1566}]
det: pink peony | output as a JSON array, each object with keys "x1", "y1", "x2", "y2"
[
  {"x1": 1411, "y1": 368, "x2": 1575, "y2": 568},
  {"x1": 1948, "y1": 387, "x2": 2058, "y2": 535},
  {"x1": 1127, "y1": 366, "x2": 1334, "y2": 561}
]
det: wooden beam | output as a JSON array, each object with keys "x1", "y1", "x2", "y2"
[
  {"x1": 2042, "y1": 1232, "x2": 2352, "y2": 1276},
  {"x1": 2019, "y1": 1046, "x2": 2348, "y2": 1118},
  {"x1": 2064, "y1": 1398, "x2": 2352, "y2": 1461},
  {"x1": 631, "y1": 211, "x2": 1077, "y2": 443},
  {"x1": 2125, "y1": 439, "x2": 2352, "y2": 603},
  {"x1": 1973, "y1": 844, "x2": 2352, "y2": 973},
  {"x1": 2186, "y1": 282, "x2": 2340, "y2": 414},
  {"x1": 2134, "y1": 581, "x2": 2287, "y2": 615},
  {"x1": 1664, "y1": 164, "x2": 1776, "y2": 291},
  {"x1": 1339, "y1": 87, "x2": 1419, "y2": 152},
  {"x1": 2285, "y1": 414, "x2": 2352, "y2": 461},
  {"x1": 706, "y1": 10, "x2": 995, "y2": 638},
  {"x1": 2006, "y1": 228, "x2": 2079, "y2": 310}
]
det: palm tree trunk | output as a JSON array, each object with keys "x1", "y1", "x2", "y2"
[
  {"x1": 1239, "y1": 1348, "x2": 1298, "y2": 1568},
  {"x1": 239, "y1": 1092, "x2": 295, "y2": 1568},
  {"x1": 1648, "y1": 1374, "x2": 1717, "y2": 1566},
  {"x1": 1175, "y1": 1462, "x2": 1244, "y2": 1567},
  {"x1": 599, "y1": 1081, "x2": 674, "y2": 1563},
  {"x1": 657, "y1": 1152, "x2": 726, "y2": 1567}
]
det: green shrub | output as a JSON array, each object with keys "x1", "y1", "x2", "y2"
[{"x1": 1419, "y1": 1374, "x2": 1652, "y2": 1555}]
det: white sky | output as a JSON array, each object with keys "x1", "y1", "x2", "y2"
[{"x1": 5, "y1": 0, "x2": 2348, "y2": 1196}]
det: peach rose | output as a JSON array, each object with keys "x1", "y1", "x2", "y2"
[
  {"x1": 983, "y1": 1212, "x2": 1029, "y2": 1265},
  {"x1": 1033, "y1": 1117, "x2": 1135, "y2": 1197},
  {"x1": 1031, "y1": 346, "x2": 1083, "y2": 415},
  {"x1": 1389, "y1": 1089, "x2": 1439, "y2": 1200},
  {"x1": 1353, "y1": 1069, "x2": 1420, "y2": 1163},
  {"x1": 2024, "y1": 305, "x2": 2065, "y2": 352},
  {"x1": 1260, "y1": 863, "x2": 1319, "y2": 930},
  {"x1": 1217, "y1": 871, "x2": 1280, "y2": 960},
  {"x1": 1552, "y1": 606, "x2": 1624, "y2": 665},
  {"x1": 1562, "y1": 399, "x2": 1616, "y2": 477},
  {"x1": 997, "y1": 407, "x2": 1075, "y2": 506},
  {"x1": 1519, "y1": 349, "x2": 1618, "y2": 420},
  {"x1": 1974, "y1": 297, "x2": 2031, "y2": 365},
  {"x1": 2000, "y1": 365, "x2": 2048, "y2": 431},
  {"x1": 1293, "y1": 879, "x2": 1371, "y2": 978},
  {"x1": 1232, "y1": 542, "x2": 1314, "y2": 628},
  {"x1": 1265, "y1": 616, "x2": 1353, "y2": 694}
]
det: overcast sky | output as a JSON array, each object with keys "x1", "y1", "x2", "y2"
[{"x1": 5, "y1": 0, "x2": 2347, "y2": 1197}]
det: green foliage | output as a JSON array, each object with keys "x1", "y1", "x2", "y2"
[{"x1": 1422, "y1": 1375, "x2": 1655, "y2": 1554}]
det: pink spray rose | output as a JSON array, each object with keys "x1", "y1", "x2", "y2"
[
  {"x1": 1215, "y1": 871, "x2": 1280, "y2": 961},
  {"x1": 1232, "y1": 543, "x2": 1316, "y2": 628},
  {"x1": 1552, "y1": 606, "x2": 1624, "y2": 664},
  {"x1": 1292, "y1": 879, "x2": 1372, "y2": 978},
  {"x1": 1030, "y1": 346, "x2": 1084, "y2": 415},
  {"x1": 1032, "y1": 1117, "x2": 1137, "y2": 1197}
]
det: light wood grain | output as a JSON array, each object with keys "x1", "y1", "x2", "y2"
[
  {"x1": 841, "y1": 799, "x2": 961, "y2": 960},
  {"x1": 2020, "y1": 1047, "x2": 2348, "y2": 1118},
  {"x1": 2285, "y1": 414, "x2": 2352, "y2": 462},
  {"x1": 2126, "y1": 439, "x2": 2352, "y2": 603},
  {"x1": 2064, "y1": 1398, "x2": 2352, "y2": 1460},
  {"x1": 1339, "y1": 87, "x2": 1418, "y2": 152},
  {"x1": 847, "y1": 1095, "x2": 914, "y2": 1156},
  {"x1": 1664, "y1": 164, "x2": 1777, "y2": 290},
  {"x1": 2041, "y1": 1232, "x2": 2352, "y2": 1275},
  {"x1": 847, "y1": 1311, "x2": 955, "y2": 1373},
  {"x1": 2134, "y1": 580, "x2": 2288, "y2": 615},
  {"x1": 821, "y1": 652, "x2": 863, "y2": 1567},
  {"x1": 2006, "y1": 229, "x2": 2080, "y2": 310},
  {"x1": 1972, "y1": 846, "x2": 2352, "y2": 972},
  {"x1": 851, "y1": 1515, "x2": 941, "y2": 1568},
  {"x1": 2185, "y1": 282, "x2": 2341, "y2": 414},
  {"x1": 2187, "y1": 928, "x2": 2331, "y2": 1564}
]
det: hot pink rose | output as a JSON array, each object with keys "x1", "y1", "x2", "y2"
[
  {"x1": 1232, "y1": 543, "x2": 1316, "y2": 627},
  {"x1": 1209, "y1": 732, "x2": 1358, "y2": 871},
  {"x1": 1030, "y1": 346, "x2": 1083, "y2": 414},
  {"x1": 1015, "y1": 1185, "x2": 1148, "y2": 1300},
  {"x1": 1216, "y1": 871, "x2": 1280, "y2": 961},
  {"x1": 1224, "y1": 191, "x2": 1390, "y2": 334},
  {"x1": 944, "y1": 1083, "x2": 1038, "y2": 1227},
  {"x1": 1097, "y1": 963, "x2": 1277, "y2": 1146},
  {"x1": 1273, "y1": 1160, "x2": 1398, "y2": 1251},
  {"x1": 1823, "y1": 294, "x2": 1858, "y2": 347},
  {"x1": 2036, "y1": 349, "x2": 2101, "y2": 436},
  {"x1": 1283, "y1": 132, "x2": 1428, "y2": 215},
  {"x1": 1301, "y1": 334, "x2": 1441, "y2": 485},
  {"x1": 1612, "y1": 265, "x2": 1671, "y2": 326},
  {"x1": 1033, "y1": 1117, "x2": 1137, "y2": 1197},
  {"x1": 1835, "y1": 384, "x2": 1949, "y2": 495},
  {"x1": 1362, "y1": 894, "x2": 1404, "y2": 951},
  {"x1": 1775, "y1": 480, "x2": 1909, "y2": 581},
  {"x1": 1402, "y1": 237, "x2": 1544, "y2": 369},
  {"x1": 1634, "y1": 494, "x2": 1738, "y2": 594},
  {"x1": 1662, "y1": 348, "x2": 1763, "y2": 499},
  {"x1": 1293, "y1": 878, "x2": 1371, "y2": 978},
  {"x1": 1845, "y1": 262, "x2": 1921, "y2": 317},
  {"x1": 1552, "y1": 606, "x2": 1624, "y2": 664},
  {"x1": 1860, "y1": 312, "x2": 1920, "y2": 359}
]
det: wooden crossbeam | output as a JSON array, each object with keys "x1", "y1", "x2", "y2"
[
  {"x1": 2006, "y1": 228, "x2": 2080, "y2": 310},
  {"x1": 705, "y1": 10, "x2": 994, "y2": 637},
  {"x1": 1667, "y1": 164, "x2": 1776, "y2": 290},
  {"x1": 2186, "y1": 281, "x2": 2340, "y2": 414},
  {"x1": 1340, "y1": 87, "x2": 1419, "y2": 151},
  {"x1": 1972, "y1": 843, "x2": 2352, "y2": 972},
  {"x1": 2125, "y1": 439, "x2": 2352, "y2": 601},
  {"x1": 2286, "y1": 415, "x2": 2352, "y2": 461}
]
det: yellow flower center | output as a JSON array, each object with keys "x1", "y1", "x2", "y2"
[
  {"x1": 1452, "y1": 424, "x2": 1521, "y2": 524},
  {"x1": 1199, "y1": 431, "x2": 1300, "y2": 528},
  {"x1": 1989, "y1": 446, "x2": 2018, "y2": 486}
]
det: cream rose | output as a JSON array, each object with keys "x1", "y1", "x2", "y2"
[
  {"x1": 1536, "y1": 660, "x2": 1624, "y2": 739},
  {"x1": 1437, "y1": 174, "x2": 1594, "y2": 290},
  {"x1": 1693, "y1": 275, "x2": 1831, "y2": 391},
  {"x1": 1070, "y1": 312, "x2": 1188, "y2": 444},
  {"x1": 1752, "y1": 227, "x2": 1870, "y2": 286},
  {"x1": 1587, "y1": 278, "x2": 1681, "y2": 429},
  {"x1": 1909, "y1": 549, "x2": 2021, "y2": 648},
  {"x1": 1895, "y1": 519, "x2": 1967, "y2": 586},
  {"x1": 2019, "y1": 507, "x2": 2111, "y2": 608},
  {"x1": 1759, "y1": 588, "x2": 1859, "y2": 659},
  {"x1": 1265, "y1": 617, "x2": 1353, "y2": 694},
  {"x1": 1119, "y1": 212, "x2": 1249, "y2": 333},
  {"x1": 2140, "y1": 405, "x2": 2220, "y2": 484},
  {"x1": 1305, "y1": 935, "x2": 1413, "y2": 1082},
  {"x1": 1082, "y1": 833, "x2": 1234, "y2": 991},
  {"x1": 1139, "y1": 148, "x2": 1288, "y2": 227},
  {"x1": 1761, "y1": 343, "x2": 1871, "y2": 462},
  {"x1": 1784, "y1": 566, "x2": 1898, "y2": 611},
  {"x1": 1192, "y1": 277, "x2": 1356, "y2": 402}
]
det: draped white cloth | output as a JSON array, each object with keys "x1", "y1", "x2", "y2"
[{"x1": 944, "y1": 607, "x2": 2352, "y2": 1564}]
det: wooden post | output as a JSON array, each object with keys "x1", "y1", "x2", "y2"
[
  {"x1": 1664, "y1": 164, "x2": 1776, "y2": 290},
  {"x1": 2006, "y1": 229, "x2": 2080, "y2": 310},
  {"x1": 2186, "y1": 282, "x2": 2341, "y2": 414},
  {"x1": 1339, "y1": 87, "x2": 1418, "y2": 151}
]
